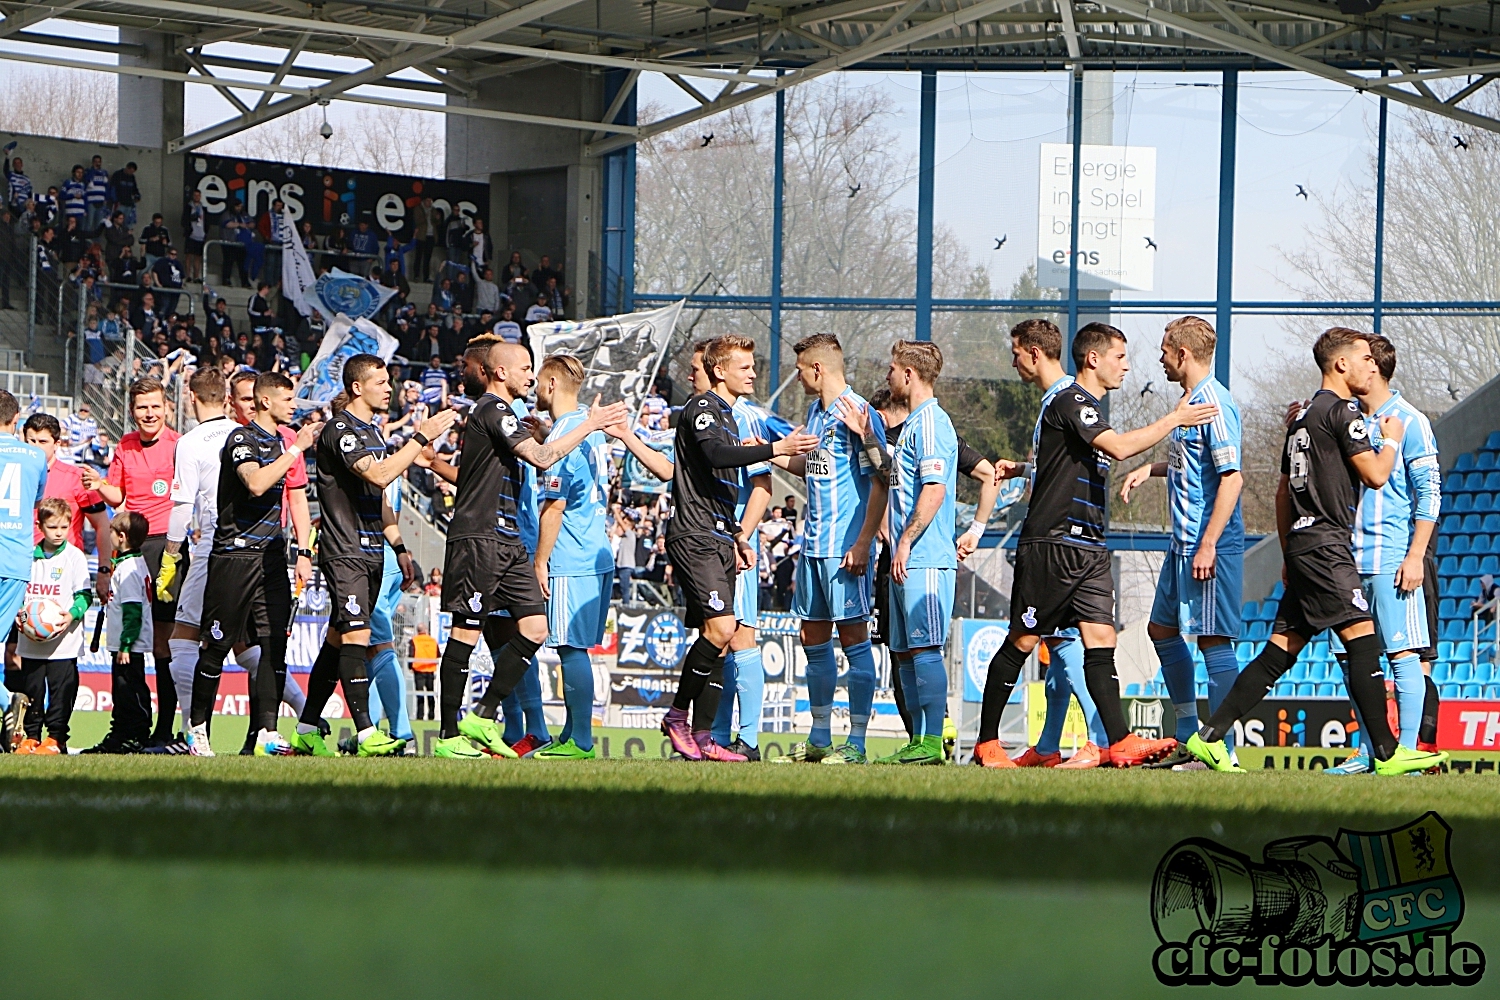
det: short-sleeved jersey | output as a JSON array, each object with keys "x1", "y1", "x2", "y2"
[
  {"x1": 1353, "y1": 391, "x2": 1441, "y2": 575},
  {"x1": 886, "y1": 398, "x2": 958, "y2": 571},
  {"x1": 1167, "y1": 376, "x2": 1245, "y2": 555},
  {"x1": 315, "y1": 410, "x2": 388, "y2": 563},
  {"x1": 1281, "y1": 389, "x2": 1373, "y2": 556},
  {"x1": 170, "y1": 416, "x2": 236, "y2": 549},
  {"x1": 20, "y1": 543, "x2": 90, "y2": 659},
  {"x1": 802, "y1": 387, "x2": 886, "y2": 558},
  {"x1": 538, "y1": 405, "x2": 613, "y2": 576},
  {"x1": 216, "y1": 421, "x2": 287, "y2": 554},
  {"x1": 667, "y1": 391, "x2": 749, "y2": 542},
  {"x1": 732, "y1": 398, "x2": 773, "y2": 530},
  {"x1": 0, "y1": 433, "x2": 46, "y2": 581},
  {"x1": 1021, "y1": 377, "x2": 1110, "y2": 548},
  {"x1": 37, "y1": 459, "x2": 103, "y2": 552},
  {"x1": 106, "y1": 552, "x2": 152, "y2": 653},
  {"x1": 447, "y1": 394, "x2": 535, "y2": 545},
  {"x1": 108, "y1": 428, "x2": 180, "y2": 535},
  {"x1": 510, "y1": 397, "x2": 540, "y2": 553}
]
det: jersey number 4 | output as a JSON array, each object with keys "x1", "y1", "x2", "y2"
[{"x1": 0, "y1": 462, "x2": 23, "y2": 517}]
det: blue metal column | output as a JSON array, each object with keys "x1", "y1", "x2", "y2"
[
  {"x1": 769, "y1": 79, "x2": 786, "y2": 407},
  {"x1": 1373, "y1": 80, "x2": 1389, "y2": 335},
  {"x1": 1215, "y1": 69, "x2": 1237, "y2": 386},
  {"x1": 599, "y1": 69, "x2": 637, "y2": 315},
  {"x1": 914, "y1": 69, "x2": 936, "y2": 341},
  {"x1": 1065, "y1": 71, "x2": 1084, "y2": 368}
]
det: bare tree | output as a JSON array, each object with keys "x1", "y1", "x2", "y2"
[
  {"x1": 198, "y1": 103, "x2": 445, "y2": 176},
  {"x1": 0, "y1": 68, "x2": 115, "y2": 143}
]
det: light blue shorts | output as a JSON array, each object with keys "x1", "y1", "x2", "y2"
[
  {"x1": 368, "y1": 546, "x2": 406, "y2": 645},
  {"x1": 547, "y1": 572, "x2": 611, "y2": 650},
  {"x1": 734, "y1": 565, "x2": 758, "y2": 626},
  {"x1": 888, "y1": 567, "x2": 955, "y2": 653},
  {"x1": 1149, "y1": 548, "x2": 1244, "y2": 638},
  {"x1": 1362, "y1": 573, "x2": 1430, "y2": 655},
  {"x1": 792, "y1": 554, "x2": 873, "y2": 623},
  {"x1": 0, "y1": 577, "x2": 26, "y2": 639}
]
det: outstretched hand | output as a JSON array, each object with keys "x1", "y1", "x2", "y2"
[
  {"x1": 587, "y1": 394, "x2": 631, "y2": 432},
  {"x1": 773, "y1": 425, "x2": 819, "y2": 458},
  {"x1": 1172, "y1": 391, "x2": 1219, "y2": 428}
]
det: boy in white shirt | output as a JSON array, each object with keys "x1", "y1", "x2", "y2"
[
  {"x1": 9, "y1": 498, "x2": 91, "y2": 753},
  {"x1": 102, "y1": 511, "x2": 154, "y2": 750}
]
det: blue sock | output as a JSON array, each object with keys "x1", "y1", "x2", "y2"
[
  {"x1": 842, "y1": 639, "x2": 876, "y2": 752},
  {"x1": 1202, "y1": 642, "x2": 1240, "y2": 752},
  {"x1": 804, "y1": 640, "x2": 837, "y2": 747},
  {"x1": 733, "y1": 646, "x2": 764, "y2": 749},
  {"x1": 518, "y1": 658, "x2": 550, "y2": 740},
  {"x1": 898, "y1": 660, "x2": 919, "y2": 737},
  {"x1": 557, "y1": 646, "x2": 594, "y2": 751},
  {"x1": 1391, "y1": 653, "x2": 1424, "y2": 750},
  {"x1": 912, "y1": 649, "x2": 947, "y2": 741},
  {"x1": 500, "y1": 687, "x2": 525, "y2": 744},
  {"x1": 711, "y1": 650, "x2": 738, "y2": 747},
  {"x1": 1153, "y1": 635, "x2": 1199, "y2": 743},
  {"x1": 367, "y1": 648, "x2": 413, "y2": 741},
  {"x1": 1038, "y1": 655, "x2": 1073, "y2": 756},
  {"x1": 1054, "y1": 637, "x2": 1106, "y2": 747}
]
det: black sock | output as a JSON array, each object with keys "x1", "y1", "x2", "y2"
[
  {"x1": 152, "y1": 656, "x2": 175, "y2": 739},
  {"x1": 437, "y1": 637, "x2": 474, "y2": 738},
  {"x1": 190, "y1": 645, "x2": 229, "y2": 729},
  {"x1": 258, "y1": 634, "x2": 288, "y2": 733},
  {"x1": 672, "y1": 637, "x2": 721, "y2": 712},
  {"x1": 691, "y1": 654, "x2": 726, "y2": 733},
  {"x1": 1421, "y1": 673, "x2": 1440, "y2": 746},
  {"x1": 1345, "y1": 634, "x2": 1397, "y2": 761},
  {"x1": 299, "y1": 642, "x2": 341, "y2": 727},
  {"x1": 474, "y1": 632, "x2": 542, "y2": 717},
  {"x1": 338, "y1": 643, "x2": 372, "y2": 731},
  {"x1": 1200, "y1": 642, "x2": 1293, "y2": 742},
  {"x1": 1082, "y1": 647, "x2": 1130, "y2": 746},
  {"x1": 890, "y1": 655, "x2": 914, "y2": 739},
  {"x1": 979, "y1": 640, "x2": 1029, "y2": 743}
]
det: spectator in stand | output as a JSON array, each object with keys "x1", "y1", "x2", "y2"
[
  {"x1": 151, "y1": 246, "x2": 184, "y2": 318},
  {"x1": 539, "y1": 275, "x2": 565, "y2": 319},
  {"x1": 61, "y1": 165, "x2": 86, "y2": 224},
  {"x1": 62, "y1": 403, "x2": 98, "y2": 466},
  {"x1": 181, "y1": 189, "x2": 207, "y2": 282},
  {"x1": 220, "y1": 201, "x2": 251, "y2": 286},
  {"x1": 325, "y1": 225, "x2": 349, "y2": 273},
  {"x1": 382, "y1": 228, "x2": 416, "y2": 273},
  {"x1": 424, "y1": 567, "x2": 442, "y2": 597},
  {"x1": 781, "y1": 494, "x2": 799, "y2": 530},
  {"x1": 451, "y1": 268, "x2": 473, "y2": 313},
  {"x1": 84, "y1": 155, "x2": 109, "y2": 232},
  {"x1": 473, "y1": 266, "x2": 500, "y2": 315},
  {"x1": 131, "y1": 290, "x2": 164, "y2": 341},
  {"x1": 34, "y1": 225, "x2": 58, "y2": 321},
  {"x1": 349, "y1": 218, "x2": 380, "y2": 260},
  {"x1": 4, "y1": 144, "x2": 33, "y2": 215},
  {"x1": 382, "y1": 259, "x2": 410, "y2": 311},
  {"x1": 773, "y1": 543, "x2": 798, "y2": 612},
  {"x1": 56, "y1": 216, "x2": 87, "y2": 266},
  {"x1": 419, "y1": 359, "x2": 448, "y2": 407},
  {"x1": 433, "y1": 277, "x2": 454, "y2": 311},
  {"x1": 412, "y1": 196, "x2": 436, "y2": 282},
  {"x1": 500, "y1": 249, "x2": 527, "y2": 285},
  {"x1": 1474, "y1": 575, "x2": 1500, "y2": 623},
  {"x1": 531, "y1": 254, "x2": 561, "y2": 291},
  {"x1": 416, "y1": 323, "x2": 442, "y2": 367},
  {"x1": 85, "y1": 429, "x2": 112, "y2": 475},
  {"x1": 614, "y1": 517, "x2": 637, "y2": 602},
  {"x1": 442, "y1": 208, "x2": 469, "y2": 278},
  {"x1": 109, "y1": 242, "x2": 138, "y2": 286},
  {"x1": 469, "y1": 217, "x2": 492, "y2": 273},
  {"x1": 101, "y1": 209, "x2": 134, "y2": 261},
  {"x1": 0, "y1": 207, "x2": 16, "y2": 310},
  {"x1": 524, "y1": 296, "x2": 553, "y2": 328},
  {"x1": 141, "y1": 213, "x2": 170, "y2": 271},
  {"x1": 205, "y1": 297, "x2": 232, "y2": 342},
  {"x1": 109, "y1": 160, "x2": 140, "y2": 227},
  {"x1": 493, "y1": 302, "x2": 522, "y2": 343}
]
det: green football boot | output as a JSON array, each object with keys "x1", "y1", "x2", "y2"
[
  {"x1": 457, "y1": 713, "x2": 517, "y2": 758},
  {"x1": 1373, "y1": 744, "x2": 1448, "y2": 776},
  {"x1": 942, "y1": 716, "x2": 957, "y2": 760},
  {"x1": 1185, "y1": 733, "x2": 1245, "y2": 773},
  {"x1": 433, "y1": 735, "x2": 484, "y2": 759},
  {"x1": 820, "y1": 743, "x2": 868, "y2": 765},
  {"x1": 533, "y1": 738, "x2": 597, "y2": 760},
  {"x1": 874, "y1": 739, "x2": 921, "y2": 765},
  {"x1": 291, "y1": 729, "x2": 336, "y2": 757},
  {"x1": 774, "y1": 739, "x2": 836, "y2": 763},
  {"x1": 356, "y1": 730, "x2": 406, "y2": 757}
]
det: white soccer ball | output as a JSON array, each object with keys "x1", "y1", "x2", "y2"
[{"x1": 19, "y1": 598, "x2": 71, "y2": 643}]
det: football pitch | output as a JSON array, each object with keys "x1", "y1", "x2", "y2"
[{"x1": 1, "y1": 749, "x2": 1498, "y2": 997}]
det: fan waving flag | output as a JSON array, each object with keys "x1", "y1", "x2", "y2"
[
  {"x1": 526, "y1": 301, "x2": 684, "y2": 419},
  {"x1": 294, "y1": 313, "x2": 399, "y2": 410},
  {"x1": 280, "y1": 208, "x2": 318, "y2": 319}
]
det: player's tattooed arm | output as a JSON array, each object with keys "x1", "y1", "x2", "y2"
[
  {"x1": 514, "y1": 395, "x2": 629, "y2": 470},
  {"x1": 1118, "y1": 461, "x2": 1168, "y2": 503},
  {"x1": 891, "y1": 483, "x2": 946, "y2": 584}
]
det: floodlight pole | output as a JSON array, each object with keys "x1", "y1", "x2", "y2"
[
  {"x1": 770, "y1": 77, "x2": 786, "y2": 411},
  {"x1": 915, "y1": 69, "x2": 936, "y2": 342},
  {"x1": 1373, "y1": 70, "x2": 1389, "y2": 335},
  {"x1": 1066, "y1": 69, "x2": 1084, "y2": 369},
  {"x1": 1215, "y1": 68, "x2": 1238, "y2": 388}
]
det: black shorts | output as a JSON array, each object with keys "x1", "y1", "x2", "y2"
[
  {"x1": 1418, "y1": 550, "x2": 1440, "y2": 663},
  {"x1": 666, "y1": 533, "x2": 738, "y2": 629},
  {"x1": 1009, "y1": 539, "x2": 1114, "y2": 634},
  {"x1": 441, "y1": 535, "x2": 544, "y2": 628},
  {"x1": 142, "y1": 534, "x2": 185, "y2": 624},
  {"x1": 185, "y1": 238, "x2": 205, "y2": 254},
  {"x1": 1275, "y1": 543, "x2": 1371, "y2": 638},
  {"x1": 872, "y1": 543, "x2": 891, "y2": 646},
  {"x1": 199, "y1": 546, "x2": 291, "y2": 648},
  {"x1": 321, "y1": 556, "x2": 384, "y2": 632}
]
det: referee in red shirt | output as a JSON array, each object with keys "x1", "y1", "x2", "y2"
[{"x1": 82, "y1": 377, "x2": 183, "y2": 750}]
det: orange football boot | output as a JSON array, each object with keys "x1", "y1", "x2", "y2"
[
  {"x1": 1108, "y1": 733, "x2": 1177, "y2": 767},
  {"x1": 13, "y1": 737, "x2": 38, "y2": 755},
  {"x1": 1012, "y1": 746, "x2": 1062, "y2": 767},
  {"x1": 970, "y1": 740, "x2": 1019, "y2": 768},
  {"x1": 34, "y1": 737, "x2": 61, "y2": 755},
  {"x1": 1055, "y1": 742, "x2": 1102, "y2": 769}
]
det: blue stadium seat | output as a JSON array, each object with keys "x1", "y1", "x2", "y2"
[
  {"x1": 1461, "y1": 555, "x2": 1481, "y2": 575},
  {"x1": 1474, "y1": 662, "x2": 1495, "y2": 684},
  {"x1": 1475, "y1": 535, "x2": 1495, "y2": 554},
  {"x1": 1261, "y1": 604, "x2": 1279, "y2": 624},
  {"x1": 1124, "y1": 683, "x2": 1141, "y2": 696},
  {"x1": 1487, "y1": 513, "x2": 1500, "y2": 533},
  {"x1": 1464, "y1": 683, "x2": 1483, "y2": 699},
  {"x1": 1296, "y1": 683, "x2": 1315, "y2": 697},
  {"x1": 1453, "y1": 536, "x2": 1474, "y2": 556},
  {"x1": 1457, "y1": 453, "x2": 1477, "y2": 472},
  {"x1": 1482, "y1": 452, "x2": 1499, "y2": 471},
  {"x1": 1274, "y1": 681, "x2": 1296, "y2": 697},
  {"x1": 1477, "y1": 494, "x2": 1497, "y2": 513},
  {"x1": 1249, "y1": 621, "x2": 1270, "y2": 641},
  {"x1": 1316, "y1": 682, "x2": 1337, "y2": 697},
  {"x1": 1443, "y1": 683, "x2": 1462, "y2": 699},
  {"x1": 1440, "y1": 601, "x2": 1459, "y2": 622},
  {"x1": 1446, "y1": 472, "x2": 1466, "y2": 493},
  {"x1": 1270, "y1": 582, "x2": 1285, "y2": 601},
  {"x1": 1443, "y1": 621, "x2": 1467, "y2": 642},
  {"x1": 1439, "y1": 536, "x2": 1454, "y2": 556},
  {"x1": 1488, "y1": 684, "x2": 1500, "y2": 701},
  {"x1": 1432, "y1": 661, "x2": 1452, "y2": 683},
  {"x1": 1464, "y1": 514, "x2": 1484, "y2": 533},
  {"x1": 1466, "y1": 472, "x2": 1485, "y2": 491},
  {"x1": 1483, "y1": 556, "x2": 1500, "y2": 575},
  {"x1": 1194, "y1": 661, "x2": 1208, "y2": 681},
  {"x1": 1487, "y1": 473, "x2": 1500, "y2": 492},
  {"x1": 1441, "y1": 514, "x2": 1461, "y2": 534},
  {"x1": 1440, "y1": 555, "x2": 1460, "y2": 575},
  {"x1": 1457, "y1": 641, "x2": 1475, "y2": 662},
  {"x1": 1440, "y1": 579, "x2": 1459, "y2": 599},
  {"x1": 1288, "y1": 662, "x2": 1308, "y2": 682},
  {"x1": 1241, "y1": 601, "x2": 1258, "y2": 622},
  {"x1": 1307, "y1": 661, "x2": 1327, "y2": 682},
  {"x1": 1454, "y1": 493, "x2": 1475, "y2": 513},
  {"x1": 1452, "y1": 662, "x2": 1473, "y2": 683},
  {"x1": 1487, "y1": 431, "x2": 1500, "y2": 450}
]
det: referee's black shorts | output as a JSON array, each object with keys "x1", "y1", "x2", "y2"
[
  {"x1": 1009, "y1": 538, "x2": 1114, "y2": 635},
  {"x1": 665, "y1": 533, "x2": 738, "y2": 630},
  {"x1": 321, "y1": 556, "x2": 384, "y2": 632},
  {"x1": 1275, "y1": 542, "x2": 1372, "y2": 638}
]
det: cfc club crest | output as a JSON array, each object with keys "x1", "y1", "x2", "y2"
[{"x1": 1152, "y1": 812, "x2": 1483, "y2": 987}]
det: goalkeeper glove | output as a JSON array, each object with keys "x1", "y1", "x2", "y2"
[{"x1": 156, "y1": 550, "x2": 180, "y2": 602}]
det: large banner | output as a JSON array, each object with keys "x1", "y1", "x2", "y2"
[
  {"x1": 294, "y1": 313, "x2": 400, "y2": 410},
  {"x1": 527, "y1": 301, "x2": 684, "y2": 417},
  {"x1": 184, "y1": 154, "x2": 487, "y2": 236}
]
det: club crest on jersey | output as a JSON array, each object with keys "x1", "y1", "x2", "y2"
[
  {"x1": 209, "y1": 620, "x2": 223, "y2": 641},
  {"x1": 1022, "y1": 606, "x2": 1038, "y2": 628},
  {"x1": 339, "y1": 433, "x2": 358, "y2": 453},
  {"x1": 694, "y1": 412, "x2": 713, "y2": 431},
  {"x1": 232, "y1": 445, "x2": 253, "y2": 463},
  {"x1": 707, "y1": 590, "x2": 724, "y2": 611},
  {"x1": 1079, "y1": 406, "x2": 1099, "y2": 426},
  {"x1": 468, "y1": 591, "x2": 483, "y2": 613},
  {"x1": 501, "y1": 414, "x2": 518, "y2": 434},
  {"x1": 1350, "y1": 419, "x2": 1370, "y2": 441},
  {"x1": 1352, "y1": 589, "x2": 1369, "y2": 611},
  {"x1": 345, "y1": 594, "x2": 360, "y2": 615}
]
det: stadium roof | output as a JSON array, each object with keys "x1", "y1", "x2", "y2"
[{"x1": 4, "y1": 0, "x2": 1500, "y2": 152}]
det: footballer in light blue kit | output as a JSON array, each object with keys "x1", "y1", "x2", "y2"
[
  {"x1": 778, "y1": 334, "x2": 887, "y2": 765},
  {"x1": 533, "y1": 354, "x2": 614, "y2": 759},
  {"x1": 879, "y1": 341, "x2": 957, "y2": 766},
  {"x1": 0, "y1": 390, "x2": 48, "y2": 629},
  {"x1": 1120, "y1": 318, "x2": 1246, "y2": 753},
  {"x1": 1334, "y1": 335, "x2": 1440, "y2": 768}
]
